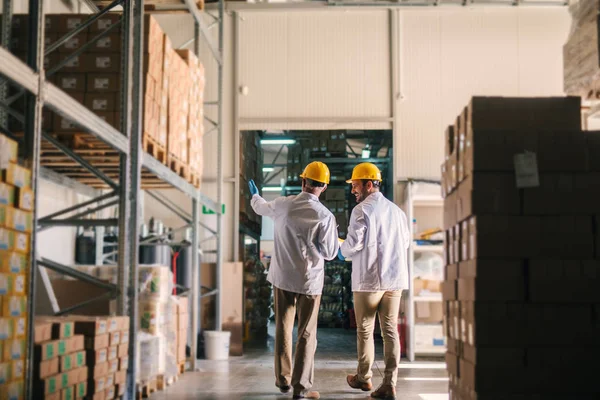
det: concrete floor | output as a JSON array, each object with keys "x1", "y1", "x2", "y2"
[{"x1": 152, "y1": 326, "x2": 449, "y2": 400}]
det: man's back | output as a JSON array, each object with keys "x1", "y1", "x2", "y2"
[
  {"x1": 251, "y1": 191, "x2": 339, "y2": 295},
  {"x1": 345, "y1": 192, "x2": 409, "y2": 292}
]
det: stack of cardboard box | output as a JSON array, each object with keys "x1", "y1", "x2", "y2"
[
  {"x1": 0, "y1": 134, "x2": 32, "y2": 400},
  {"x1": 442, "y1": 96, "x2": 600, "y2": 399},
  {"x1": 176, "y1": 297, "x2": 188, "y2": 368},
  {"x1": 167, "y1": 49, "x2": 191, "y2": 166},
  {"x1": 33, "y1": 319, "x2": 87, "y2": 400}
]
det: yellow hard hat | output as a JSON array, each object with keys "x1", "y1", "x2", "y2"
[
  {"x1": 346, "y1": 162, "x2": 382, "y2": 183},
  {"x1": 300, "y1": 161, "x2": 330, "y2": 184}
]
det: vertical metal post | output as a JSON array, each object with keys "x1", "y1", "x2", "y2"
[
  {"x1": 24, "y1": 0, "x2": 45, "y2": 397},
  {"x1": 119, "y1": 0, "x2": 144, "y2": 397},
  {"x1": 232, "y1": 12, "x2": 240, "y2": 263},
  {"x1": 191, "y1": 198, "x2": 200, "y2": 369},
  {"x1": 95, "y1": 226, "x2": 105, "y2": 265},
  {"x1": 215, "y1": 0, "x2": 224, "y2": 332},
  {"x1": 0, "y1": 0, "x2": 13, "y2": 129},
  {"x1": 407, "y1": 181, "x2": 415, "y2": 362}
]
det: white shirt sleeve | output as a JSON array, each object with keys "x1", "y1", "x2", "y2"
[
  {"x1": 318, "y1": 215, "x2": 339, "y2": 261},
  {"x1": 340, "y1": 206, "x2": 367, "y2": 258},
  {"x1": 250, "y1": 194, "x2": 280, "y2": 218},
  {"x1": 401, "y1": 211, "x2": 410, "y2": 250}
]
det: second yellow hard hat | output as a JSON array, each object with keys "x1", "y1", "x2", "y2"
[{"x1": 346, "y1": 162, "x2": 382, "y2": 183}]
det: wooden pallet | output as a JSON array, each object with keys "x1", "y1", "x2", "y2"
[
  {"x1": 188, "y1": 169, "x2": 201, "y2": 188},
  {"x1": 143, "y1": 135, "x2": 167, "y2": 165},
  {"x1": 167, "y1": 155, "x2": 190, "y2": 180},
  {"x1": 157, "y1": 374, "x2": 178, "y2": 390},
  {"x1": 136, "y1": 378, "x2": 158, "y2": 399},
  {"x1": 178, "y1": 362, "x2": 186, "y2": 375}
]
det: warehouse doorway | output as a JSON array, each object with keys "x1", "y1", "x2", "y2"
[{"x1": 238, "y1": 130, "x2": 394, "y2": 348}]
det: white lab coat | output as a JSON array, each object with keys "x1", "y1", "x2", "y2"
[
  {"x1": 251, "y1": 192, "x2": 339, "y2": 295},
  {"x1": 340, "y1": 192, "x2": 410, "y2": 292}
]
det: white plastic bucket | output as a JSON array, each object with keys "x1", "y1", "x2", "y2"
[{"x1": 204, "y1": 330, "x2": 231, "y2": 360}]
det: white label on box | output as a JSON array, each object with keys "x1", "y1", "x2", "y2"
[
  {"x1": 0, "y1": 274, "x2": 8, "y2": 295},
  {"x1": 14, "y1": 212, "x2": 25, "y2": 231},
  {"x1": 98, "y1": 320, "x2": 107, "y2": 334},
  {"x1": 15, "y1": 318, "x2": 25, "y2": 336},
  {"x1": 96, "y1": 377, "x2": 105, "y2": 392},
  {"x1": 98, "y1": 37, "x2": 112, "y2": 48},
  {"x1": 62, "y1": 78, "x2": 77, "y2": 89},
  {"x1": 61, "y1": 118, "x2": 75, "y2": 130},
  {"x1": 14, "y1": 275, "x2": 24, "y2": 294},
  {"x1": 106, "y1": 374, "x2": 114, "y2": 387},
  {"x1": 10, "y1": 297, "x2": 21, "y2": 316},
  {"x1": 98, "y1": 20, "x2": 113, "y2": 30},
  {"x1": 96, "y1": 56, "x2": 111, "y2": 69},
  {"x1": 110, "y1": 319, "x2": 117, "y2": 332},
  {"x1": 13, "y1": 360, "x2": 23, "y2": 379},
  {"x1": 0, "y1": 318, "x2": 11, "y2": 339},
  {"x1": 9, "y1": 254, "x2": 21, "y2": 273},
  {"x1": 67, "y1": 18, "x2": 82, "y2": 30},
  {"x1": 65, "y1": 38, "x2": 79, "y2": 49},
  {"x1": 93, "y1": 99, "x2": 108, "y2": 110},
  {"x1": 11, "y1": 340, "x2": 22, "y2": 359},
  {"x1": 0, "y1": 185, "x2": 8, "y2": 204},
  {"x1": 113, "y1": 331, "x2": 120, "y2": 344},
  {"x1": 98, "y1": 348, "x2": 107, "y2": 363},
  {"x1": 16, "y1": 233, "x2": 27, "y2": 252},
  {"x1": 109, "y1": 359, "x2": 118, "y2": 373},
  {"x1": 109, "y1": 346, "x2": 117, "y2": 360},
  {"x1": 22, "y1": 192, "x2": 33, "y2": 210},
  {"x1": 106, "y1": 386, "x2": 115, "y2": 398},
  {"x1": 514, "y1": 151, "x2": 539, "y2": 188},
  {"x1": 95, "y1": 78, "x2": 109, "y2": 90},
  {"x1": 121, "y1": 330, "x2": 129, "y2": 343},
  {"x1": 65, "y1": 57, "x2": 79, "y2": 68}
]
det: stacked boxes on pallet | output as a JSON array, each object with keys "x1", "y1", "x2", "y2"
[
  {"x1": 32, "y1": 319, "x2": 87, "y2": 400},
  {"x1": 0, "y1": 134, "x2": 32, "y2": 400},
  {"x1": 175, "y1": 297, "x2": 188, "y2": 369},
  {"x1": 167, "y1": 49, "x2": 190, "y2": 167},
  {"x1": 441, "y1": 96, "x2": 600, "y2": 399}
]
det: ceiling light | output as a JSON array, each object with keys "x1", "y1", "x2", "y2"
[
  {"x1": 262, "y1": 167, "x2": 275, "y2": 172},
  {"x1": 262, "y1": 186, "x2": 282, "y2": 192},
  {"x1": 260, "y1": 139, "x2": 296, "y2": 145},
  {"x1": 362, "y1": 144, "x2": 371, "y2": 159}
]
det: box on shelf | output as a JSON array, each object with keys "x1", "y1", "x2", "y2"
[
  {"x1": 86, "y1": 73, "x2": 120, "y2": 93},
  {"x1": 0, "y1": 135, "x2": 18, "y2": 168},
  {"x1": 1, "y1": 164, "x2": 31, "y2": 189}
]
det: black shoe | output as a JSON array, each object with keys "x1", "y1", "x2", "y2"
[{"x1": 280, "y1": 385, "x2": 291, "y2": 394}]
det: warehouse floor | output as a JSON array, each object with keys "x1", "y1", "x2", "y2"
[{"x1": 153, "y1": 327, "x2": 449, "y2": 400}]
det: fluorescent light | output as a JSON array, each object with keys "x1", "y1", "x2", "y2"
[
  {"x1": 260, "y1": 139, "x2": 296, "y2": 145},
  {"x1": 262, "y1": 186, "x2": 282, "y2": 192},
  {"x1": 262, "y1": 167, "x2": 275, "y2": 172}
]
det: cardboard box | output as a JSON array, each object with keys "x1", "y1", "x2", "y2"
[
  {"x1": 0, "y1": 135, "x2": 18, "y2": 168},
  {"x1": 87, "y1": 74, "x2": 120, "y2": 93},
  {"x1": 415, "y1": 301, "x2": 443, "y2": 324},
  {"x1": 456, "y1": 173, "x2": 520, "y2": 223},
  {"x1": 441, "y1": 280, "x2": 457, "y2": 301},
  {"x1": 113, "y1": 369, "x2": 126, "y2": 385},
  {"x1": 112, "y1": 317, "x2": 128, "y2": 332},
  {"x1": 107, "y1": 358, "x2": 118, "y2": 374},
  {"x1": 53, "y1": 115, "x2": 80, "y2": 132},
  {"x1": 88, "y1": 13, "x2": 121, "y2": 33},
  {"x1": 105, "y1": 373, "x2": 114, "y2": 388},
  {"x1": 177, "y1": 296, "x2": 189, "y2": 315},
  {"x1": 37, "y1": 357, "x2": 60, "y2": 380},
  {"x1": 88, "y1": 376, "x2": 106, "y2": 394},
  {"x1": 0, "y1": 317, "x2": 14, "y2": 340},
  {"x1": 177, "y1": 329, "x2": 186, "y2": 363},
  {"x1": 86, "y1": 348, "x2": 108, "y2": 365},
  {"x1": 84, "y1": 53, "x2": 121, "y2": 73},
  {"x1": 60, "y1": 351, "x2": 86, "y2": 372},
  {"x1": 0, "y1": 184, "x2": 15, "y2": 206},
  {"x1": 119, "y1": 356, "x2": 128, "y2": 371},
  {"x1": 0, "y1": 273, "x2": 26, "y2": 296},
  {"x1": 71, "y1": 317, "x2": 108, "y2": 336},
  {"x1": 85, "y1": 334, "x2": 109, "y2": 351},
  {"x1": 14, "y1": 187, "x2": 33, "y2": 212},
  {"x1": 115, "y1": 383, "x2": 125, "y2": 397},
  {"x1": 37, "y1": 318, "x2": 74, "y2": 340},
  {"x1": 0, "y1": 362, "x2": 9, "y2": 384},
  {"x1": 84, "y1": 93, "x2": 117, "y2": 112},
  {"x1": 56, "y1": 53, "x2": 85, "y2": 73},
  {"x1": 91, "y1": 362, "x2": 108, "y2": 380},
  {"x1": 105, "y1": 385, "x2": 115, "y2": 399},
  {"x1": 120, "y1": 330, "x2": 129, "y2": 344},
  {"x1": 1, "y1": 379, "x2": 24, "y2": 400},
  {"x1": 2, "y1": 296, "x2": 27, "y2": 317},
  {"x1": 58, "y1": 15, "x2": 85, "y2": 33},
  {"x1": 75, "y1": 381, "x2": 87, "y2": 399},
  {"x1": 33, "y1": 321, "x2": 51, "y2": 345},
  {"x1": 3, "y1": 339, "x2": 25, "y2": 361},
  {"x1": 13, "y1": 317, "x2": 26, "y2": 339},
  {"x1": 61, "y1": 386, "x2": 74, "y2": 400},
  {"x1": 2, "y1": 164, "x2": 31, "y2": 189},
  {"x1": 108, "y1": 331, "x2": 120, "y2": 347},
  {"x1": 0, "y1": 206, "x2": 33, "y2": 233},
  {"x1": 107, "y1": 346, "x2": 117, "y2": 361},
  {"x1": 458, "y1": 275, "x2": 525, "y2": 301},
  {"x1": 0, "y1": 251, "x2": 27, "y2": 275},
  {"x1": 57, "y1": 32, "x2": 88, "y2": 53},
  {"x1": 117, "y1": 343, "x2": 127, "y2": 358},
  {"x1": 88, "y1": 34, "x2": 120, "y2": 53}
]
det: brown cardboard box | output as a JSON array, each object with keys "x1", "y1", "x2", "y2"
[
  {"x1": 445, "y1": 351, "x2": 459, "y2": 377},
  {"x1": 120, "y1": 330, "x2": 129, "y2": 345},
  {"x1": 91, "y1": 391, "x2": 106, "y2": 400},
  {"x1": 91, "y1": 362, "x2": 108, "y2": 379},
  {"x1": 119, "y1": 356, "x2": 128, "y2": 371},
  {"x1": 460, "y1": 221, "x2": 469, "y2": 261},
  {"x1": 108, "y1": 331, "x2": 120, "y2": 347},
  {"x1": 36, "y1": 317, "x2": 74, "y2": 340},
  {"x1": 36, "y1": 357, "x2": 59, "y2": 379},
  {"x1": 2, "y1": 164, "x2": 32, "y2": 189},
  {"x1": 413, "y1": 279, "x2": 441, "y2": 295},
  {"x1": 107, "y1": 359, "x2": 118, "y2": 374},
  {"x1": 177, "y1": 329, "x2": 186, "y2": 363},
  {"x1": 35, "y1": 341, "x2": 57, "y2": 361},
  {"x1": 455, "y1": 173, "x2": 520, "y2": 223},
  {"x1": 55, "y1": 74, "x2": 86, "y2": 93},
  {"x1": 453, "y1": 225, "x2": 461, "y2": 263},
  {"x1": 88, "y1": 376, "x2": 106, "y2": 394},
  {"x1": 57, "y1": 15, "x2": 86, "y2": 33},
  {"x1": 114, "y1": 369, "x2": 126, "y2": 385},
  {"x1": 88, "y1": 34, "x2": 120, "y2": 53},
  {"x1": 60, "y1": 350, "x2": 86, "y2": 372},
  {"x1": 441, "y1": 280, "x2": 457, "y2": 301},
  {"x1": 529, "y1": 259, "x2": 600, "y2": 303},
  {"x1": 95, "y1": 112, "x2": 119, "y2": 130},
  {"x1": 56, "y1": 53, "x2": 85, "y2": 72},
  {"x1": 35, "y1": 321, "x2": 53, "y2": 344},
  {"x1": 87, "y1": 74, "x2": 120, "y2": 93},
  {"x1": 105, "y1": 373, "x2": 114, "y2": 388},
  {"x1": 458, "y1": 276, "x2": 524, "y2": 301},
  {"x1": 415, "y1": 301, "x2": 443, "y2": 324},
  {"x1": 71, "y1": 316, "x2": 108, "y2": 336},
  {"x1": 177, "y1": 313, "x2": 188, "y2": 331},
  {"x1": 85, "y1": 334, "x2": 109, "y2": 351},
  {"x1": 89, "y1": 13, "x2": 121, "y2": 33},
  {"x1": 447, "y1": 228, "x2": 455, "y2": 265},
  {"x1": 15, "y1": 187, "x2": 33, "y2": 212},
  {"x1": 444, "y1": 190, "x2": 457, "y2": 230},
  {"x1": 446, "y1": 264, "x2": 458, "y2": 280},
  {"x1": 115, "y1": 383, "x2": 125, "y2": 397},
  {"x1": 445, "y1": 125, "x2": 454, "y2": 159},
  {"x1": 53, "y1": 115, "x2": 80, "y2": 132},
  {"x1": 69, "y1": 335, "x2": 85, "y2": 353},
  {"x1": 3, "y1": 338, "x2": 25, "y2": 361},
  {"x1": 105, "y1": 385, "x2": 115, "y2": 400},
  {"x1": 84, "y1": 93, "x2": 117, "y2": 112},
  {"x1": 107, "y1": 346, "x2": 117, "y2": 361},
  {"x1": 86, "y1": 348, "x2": 108, "y2": 365},
  {"x1": 117, "y1": 344, "x2": 127, "y2": 358},
  {"x1": 112, "y1": 317, "x2": 128, "y2": 331}
]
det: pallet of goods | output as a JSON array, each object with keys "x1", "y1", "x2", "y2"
[
  {"x1": 0, "y1": 134, "x2": 32, "y2": 400},
  {"x1": 7, "y1": 14, "x2": 205, "y2": 189},
  {"x1": 441, "y1": 96, "x2": 600, "y2": 399}
]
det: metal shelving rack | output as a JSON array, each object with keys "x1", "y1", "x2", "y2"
[
  {"x1": 0, "y1": 0, "x2": 224, "y2": 397},
  {"x1": 405, "y1": 179, "x2": 445, "y2": 361}
]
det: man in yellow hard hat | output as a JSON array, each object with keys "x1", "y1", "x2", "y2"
[
  {"x1": 248, "y1": 161, "x2": 339, "y2": 400},
  {"x1": 338, "y1": 162, "x2": 409, "y2": 400}
]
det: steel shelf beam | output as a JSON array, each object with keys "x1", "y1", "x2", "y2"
[{"x1": 183, "y1": 0, "x2": 223, "y2": 65}]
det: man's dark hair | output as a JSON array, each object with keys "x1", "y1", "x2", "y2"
[
  {"x1": 361, "y1": 179, "x2": 381, "y2": 188},
  {"x1": 304, "y1": 178, "x2": 325, "y2": 188}
]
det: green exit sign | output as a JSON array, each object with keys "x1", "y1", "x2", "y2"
[{"x1": 203, "y1": 204, "x2": 226, "y2": 215}]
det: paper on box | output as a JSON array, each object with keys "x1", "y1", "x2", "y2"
[
  {"x1": 2, "y1": 296, "x2": 26, "y2": 317},
  {"x1": 105, "y1": 373, "x2": 114, "y2": 387},
  {"x1": 15, "y1": 187, "x2": 33, "y2": 211},
  {"x1": 0, "y1": 184, "x2": 15, "y2": 206},
  {"x1": 0, "y1": 318, "x2": 14, "y2": 339},
  {"x1": 11, "y1": 360, "x2": 23, "y2": 380},
  {"x1": 0, "y1": 251, "x2": 26, "y2": 274},
  {"x1": 3, "y1": 339, "x2": 25, "y2": 361},
  {"x1": 87, "y1": 348, "x2": 107, "y2": 365},
  {"x1": 1, "y1": 164, "x2": 31, "y2": 189},
  {"x1": 2, "y1": 379, "x2": 24, "y2": 400},
  {"x1": 108, "y1": 346, "x2": 117, "y2": 361}
]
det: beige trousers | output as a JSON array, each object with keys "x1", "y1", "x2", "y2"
[
  {"x1": 274, "y1": 287, "x2": 321, "y2": 395},
  {"x1": 354, "y1": 290, "x2": 402, "y2": 386}
]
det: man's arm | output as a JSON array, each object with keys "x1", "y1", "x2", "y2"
[
  {"x1": 340, "y1": 207, "x2": 367, "y2": 258},
  {"x1": 250, "y1": 194, "x2": 280, "y2": 218},
  {"x1": 319, "y1": 215, "x2": 340, "y2": 261}
]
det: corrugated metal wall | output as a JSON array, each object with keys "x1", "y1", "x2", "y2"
[
  {"x1": 237, "y1": 9, "x2": 393, "y2": 130},
  {"x1": 396, "y1": 8, "x2": 571, "y2": 179}
]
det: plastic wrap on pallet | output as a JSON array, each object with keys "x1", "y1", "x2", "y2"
[
  {"x1": 136, "y1": 332, "x2": 160, "y2": 383},
  {"x1": 139, "y1": 264, "x2": 173, "y2": 302}
]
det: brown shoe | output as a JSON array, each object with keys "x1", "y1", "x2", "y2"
[
  {"x1": 346, "y1": 374, "x2": 373, "y2": 391},
  {"x1": 371, "y1": 384, "x2": 396, "y2": 399},
  {"x1": 293, "y1": 391, "x2": 320, "y2": 399}
]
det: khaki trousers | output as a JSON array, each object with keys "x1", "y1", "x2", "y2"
[
  {"x1": 354, "y1": 290, "x2": 402, "y2": 386},
  {"x1": 274, "y1": 287, "x2": 321, "y2": 395}
]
